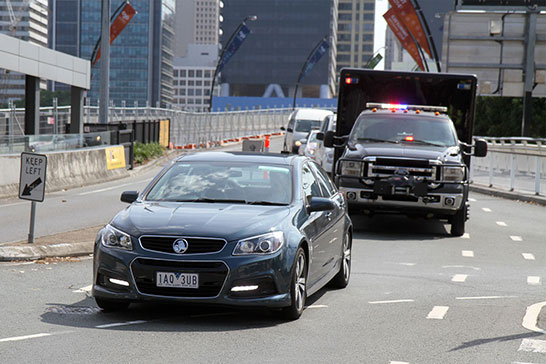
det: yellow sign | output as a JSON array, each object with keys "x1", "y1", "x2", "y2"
[
  {"x1": 159, "y1": 119, "x2": 170, "y2": 148},
  {"x1": 105, "y1": 146, "x2": 126, "y2": 170}
]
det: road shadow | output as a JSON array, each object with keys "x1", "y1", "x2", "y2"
[
  {"x1": 40, "y1": 285, "x2": 332, "y2": 332},
  {"x1": 350, "y1": 213, "x2": 451, "y2": 241},
  {"x1": 449, "y1": 331, "x2": 544, "y2": 351}
]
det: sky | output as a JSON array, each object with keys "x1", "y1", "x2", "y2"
[{"x1": 374, "y1": 0, "x2": 389, "y2": 70}]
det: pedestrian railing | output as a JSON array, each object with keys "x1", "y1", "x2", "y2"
[{"x1": 471, "y1": 137, "x2": 546, "y2": 195}]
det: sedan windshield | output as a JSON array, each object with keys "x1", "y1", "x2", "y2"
[
  {"x1": 349, "y1": 114, "x2": 458, "y2": 147},
  {"x1": 295, "y1": 119, "x2": 322, "y2": 132},
  {"x1": 146, "y1": 162, "x2": 292, "y2": 205}
]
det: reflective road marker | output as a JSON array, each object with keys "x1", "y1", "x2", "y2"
[
  {"x1": 522, "y1": 253, "x2": 535, "y2": 260},
  {"x1": 496, "y1": 221, "x2": 507, "y2": 226},
  {"x1": 482, "y1": 208, "x2": 491, "y2": 212},
  {"x1": 462, "y1": 250, "x2": 474, "y2": 257},
  {"x1": 451, "y1": 274, "x2": 468, "y2": 282},
  {"x1": 510, "y1": 236, "x2": 523, "y2": 241},
  {"x1": 427, "y1": 306, "x2": 449, "y2": 320}
]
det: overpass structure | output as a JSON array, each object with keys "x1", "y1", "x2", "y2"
[{"x1": 0, "y1": 33, "x2": 90, "y2": 136}]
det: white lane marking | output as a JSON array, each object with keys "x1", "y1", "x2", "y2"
[
  {"x1": 511, "y1": 236, "x2": 523, "y2": 241},
  {"x1": 427, "y1": 306, "x2": 449, "y2": 320},
  {"x1": 368, "y1": 299, "x2": 415, "y2": 304},
  {"x1": 452, "y1": 274, "x2": 468, "y2": 282},
  {"x1": 396, "y1": 262, "x2": 416, "y2": 266},
  {"x1": 528, "y1": 276, "x2": 541, "y2": 285},
  {"x1": 305, "y1": 305, "x2": 328, "y2": 309},
  {"x1": 456, "y1": 295, "x2": 518, "y2": 300},
  {"x1": 496, "y1": 221, "x2": 507, "y2": 226},
  {"x1": 522, "y1": 253, "x2": 536, "y2": 260},
  {"x1": 95, "y1": 320, "x2": 147, "y2": 329},
  {"x1": 461, "y1": 233, "x2": 470, "y2": 239},
  {"x1": 77, "y1": 180, "x2": 147, "y2": 196},
  {"x1": 1, "y1": 261, "x2": 35, "y2": 267},
  {"x1": 72, "y1": 284, "x2": 92, "y2": 293},
  {"x1": 390, "y1": 362, "x2": 410, "y2": 364},
  {"x1": 0, "y1": 201, "x2": 27, "y2": 208},
  {"x1": 442, "y1": 265, "x2": 481, "y2": 271},
  {"x1": 482, "y1": 208, "x2": 492, "y2": 212},
  {"x1": 522, "y1": 301, "x2": 546, "y2": 334},
  {"x1": 518, "y1": 339, "x2": 546, "y2": 353},
  {"x1": 0, "y1": 333, "x2": 51, "y2": 343},
  {"x1": 462, "y1": 250, "x2": 474, "y2": 257},
  {"x1": 469, "y1": 197, "x2": 477, "y2": 202}
]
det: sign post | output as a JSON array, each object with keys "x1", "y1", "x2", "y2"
[{"x1": 19, "y1": 152, "x2": 47, "y2": 243}]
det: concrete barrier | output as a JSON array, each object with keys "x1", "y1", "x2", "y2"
[{"x1": 0, "y1": 146, "x2": 129, "y2": 199}]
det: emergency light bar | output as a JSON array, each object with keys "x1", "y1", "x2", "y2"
[{"x1": 366, "y1": 103, "x2": 448, "y2": 113}]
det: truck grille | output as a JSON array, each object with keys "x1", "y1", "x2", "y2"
[
  {"x1": 367, "y1": 158, "x2": 437, "y2": 180},
  {"x1": 139, "y1": 236, "x2": 226, "y2": 255},
  {"x1": 131, "y1": 258, "x2": 228, "y2": 298}
]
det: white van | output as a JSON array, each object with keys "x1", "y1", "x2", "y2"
[{"x1": 281, "y1": 108, "x2": 334, "y2": 153}]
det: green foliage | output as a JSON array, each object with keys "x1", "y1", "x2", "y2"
[
  {"x1": 134, "y1": 142, "x2": 166, "y2": 164},
  {"x1": 474, "y1": 96, "x2": 546, "y2": 137}
]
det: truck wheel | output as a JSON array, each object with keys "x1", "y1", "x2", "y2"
[{"x1": 450, "y1": 205, "x2": 466, "y2": 237}]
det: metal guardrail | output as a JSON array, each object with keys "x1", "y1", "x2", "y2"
[{"x1": 471, "y1": 137, "x2": 546, "y2": 195}]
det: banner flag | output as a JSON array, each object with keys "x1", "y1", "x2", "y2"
[
  {"x1": 383, "y1": 8, "x2": 425, "y2": 71},
  {"x1": 300, "y1": 39, "x2": 329, "y2": 81},
  {"x1": 91, "y1": 1, "x2": 137, "y2": 65},
  {"x1": 388, "y1": 0, "x2": 431, "y2": 58},
  {"x1": 217, "y1": 24, "x2": 251, "y2": 73}
]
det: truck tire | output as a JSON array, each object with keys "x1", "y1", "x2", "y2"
[{"x1": 450, "y1": 204, "x2": 466, "y2": 237}]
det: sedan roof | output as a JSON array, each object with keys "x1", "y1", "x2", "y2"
[{"x1": 175, "y1": 151, "x2": 300, "y2": 165}]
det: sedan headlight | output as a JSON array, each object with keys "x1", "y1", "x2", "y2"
[
  {"x1": 233, "y1": 232, "x2": 284, "y2": 255},
  {"x1": 340, "y1": 160, "x2": 362, "y2": 177},
  {"x1": 442, "y1": 166, "x2": 465, "y2": 182},
  {"x1": 101, "y1": 225, "x2": 133, "y2": 250}
]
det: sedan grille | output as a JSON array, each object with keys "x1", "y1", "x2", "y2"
[
  {"x1": 131, "y1": 258, "x2": 228, "y2": 298},
  {"x1": 139, "y1": 236, "x2": 226, "y2": 255},
  {"x1": 367, "y1": 158, "x2": 437, "y2": 180}
]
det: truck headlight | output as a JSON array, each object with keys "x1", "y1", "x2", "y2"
[
  {"x1": 442, "y1": 166, "x2": 465, "y2": 182},
  {"x1": 340, "y1": 160, "x2": 362, "y2": 177},
  {"x1": 233, "y1": 232, "x2": 284, "y2": 255},
  {"x1": 101, "y1": 225, "x2": 133, "y2": 250}
]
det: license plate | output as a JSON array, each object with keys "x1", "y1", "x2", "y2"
[{"x1": 156, "y1": 272, "x2": 199, "y2": 288}]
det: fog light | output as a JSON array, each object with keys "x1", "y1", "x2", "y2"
[
  {"x1": 445, "y1": 197, "x2": 455, "y2": 206},
  {"x1": 347, "y1": 191, "x2": 357, "y2": 200},
  {"x1": 231, "y1": 285, "x2": 259, "y2": 292},
  {"x1": 109, "y1": 278, "x2": 129, "y2": 287}
]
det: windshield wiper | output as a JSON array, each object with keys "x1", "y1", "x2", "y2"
[
  {"x1": 356, "y1": 138, "x2": 399, "y2": 144},
  {"x1": 401, "y1": 139, "x2": 444, "y2": 147},
  {"x1": 246, "y1": 201, "x2": 289, "y2": 206}
]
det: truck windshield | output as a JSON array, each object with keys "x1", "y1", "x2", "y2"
[
  {"x1": 295, "y1": 119, "x2": 322, "y2": 132},
  {"x1": 349, "y1": 113, "x2": 458, "y2": 147}
]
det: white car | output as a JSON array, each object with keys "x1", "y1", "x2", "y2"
[
  {"x1": 316, "y1": 114, "x2": 336, "y2": 174},
  {"x1": 281, "y1": 108, "x2": 334, "y2": 153},
  {"x1": 298, "y1": 130, "x2": 320, "y2": 160}
]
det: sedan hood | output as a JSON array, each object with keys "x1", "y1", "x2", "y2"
[
  {"x1": 111, "y1": 202, "x2": 291, "y2": 242},
  {"x1": 345, "y1": 143, "x2": 462, "y2": 163}
]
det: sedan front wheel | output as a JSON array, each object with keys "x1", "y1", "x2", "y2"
[{"x1": 280, "y1": 247, "x2": 307, "y2": 320}]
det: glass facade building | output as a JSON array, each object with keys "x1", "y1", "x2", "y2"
[{"x1": 48, "y1": 0, "x2": 174, "y2": 107}]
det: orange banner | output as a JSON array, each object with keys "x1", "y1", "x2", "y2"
[
  {"x1": 388, "y1": 0, "x2": 431, "y2": 58},
  {"x1": 93, "y1": 2, "x2": 137, "y2": 65},
  {"x1": 383, "y1": 8, "x2": 424, "y2": 71}
]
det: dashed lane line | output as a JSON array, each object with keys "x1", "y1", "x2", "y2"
[
  {"x1": 522, "y1": 301, "x2": 546, "y2": 334},
  {"x1": 461, "y1": 233, "x2": 470, "y2": 239},
  {"x1": 306, "y1": 305, "x2": 328, "y2": 309},
  {"x1": 452, "y1": 274, "x2": 468, "y2": 282},
  {"x1": 528, "y1": 276, "x2": 541, "y2": 285},
  {"x1": 0, "y1": 331, "x2": 73, "y2": 343},
  {"x1": 368, "y1": 299, "x2": 415, "y2": 304},
  {"x1": 427, "y1": 306, "x2": 449, "y2": 320},
  {"x1": 462, "y1": 250, "x2": 474, "y2": 257},
  {"x1": 390, "y1": 362, "x2": 409, "y2": 364},
  {"x1": 469, "y1": 197, "x2": 477, "y2": 202},
  {"x1": 518, "y1": 339, "x2": 546, "y2": 353},
  {"x1": 72, "y1": 284, "x2": 92, "y2": 293},
  {"x1": 511, "y1": 236, "x2": 523, "y2": 241},
  {"x1": 522, "y1": 253, "x2": 536, "y2": 260},
  {"x1": 456, "y1": 295, "x2": 518, "y2": 300},
  {"x1": 496, "y1": 221, "x2": 508, "y2": 227},
  {"x1": 482, "y1": 208, "x2": 492, "y2": 212},
  {"x1": 95, "y1": 320, "x2": 147, "y2": 329}
]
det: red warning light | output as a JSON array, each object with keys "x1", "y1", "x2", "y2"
[
  {"x1": 345, "y1": 77, "x2": 358, "y2": 84},
  {"x1": 404, "y1": 136, "x2": 414, "y2": 141}
]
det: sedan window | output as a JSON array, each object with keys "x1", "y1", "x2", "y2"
[{"x1": 301, "y1": 164, "x2": 324, "y2": 198}]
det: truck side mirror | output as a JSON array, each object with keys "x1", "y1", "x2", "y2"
[
  {"x1": 287, "y1": 127, "x2": 293, "y2": 133},
  {"x1": 473, "y1": 139, "x2": 487, "y2": 157},
  {"x1": 323, "y1": 130, "x2": 335, "y2": 148},
  {"x1": 316, "y1": 132, "x2": 324, "y2": 140}
]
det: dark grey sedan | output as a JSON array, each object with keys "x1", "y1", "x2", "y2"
[{"x1": 92, "y1": 152, "x2": 352, "y2": 320}]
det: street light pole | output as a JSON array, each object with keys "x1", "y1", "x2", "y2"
[
  {"x1": 99, "y1": 0, "x2": 110, "y2": 124},
  {"x1": 208, "y1": 15, "x2": 257, "y2": 112},
  {"x1": 292, "y1": 36, "x2": 328, "y2": 110}
]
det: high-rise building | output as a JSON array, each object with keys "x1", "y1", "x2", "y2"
[
  {"x1": 172, "y1": 0, "x2": 220, "y2": 111},
  {"x1": 0, "y1": 0, "x2": 48, "y2": 104},
  {"x1": 336, "y1": 0, "x2": 376, "y2": 72},
  {"x1": 48, "y1": 0, "x2": 175, "y2": 107},
  {"x1": 218, "y1": 0, "x2": 337, "y2": 100}
]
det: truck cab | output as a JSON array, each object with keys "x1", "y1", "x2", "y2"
[{"x1": 322, "y1": 69, "x2": 487, "y2": 236}]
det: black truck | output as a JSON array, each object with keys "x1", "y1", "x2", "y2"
[{"x1": 321, "y1": 69, "x2": 487, "y2": 236}]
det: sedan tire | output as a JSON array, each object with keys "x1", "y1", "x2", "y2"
[
  {"x1": 95, "y1": 297, "x2": 130, "y2": 312},
  {"x1": 329, "y1": 232, "x2": 351, "y2": 289},
  {"x1": 280, "y1": 247, "x2": 307, "y2": 320}
]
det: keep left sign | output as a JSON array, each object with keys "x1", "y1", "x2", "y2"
[{"x1": 19, "y1": 152, "x2": 47, "y2": 202}]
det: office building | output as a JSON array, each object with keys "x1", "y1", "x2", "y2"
[
  {"x1": 0, "y1": 0, "x2": 48, "y2": 104},
  {"x1": 218, "y1": 0, "x2": 337, "y2": 100},
  {"x1": 48, "y1": 0, "x2": 175, "y2": 107}
]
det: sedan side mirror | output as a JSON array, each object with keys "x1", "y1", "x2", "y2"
[
  {"x1": 473, "y1": 139, "x2": 487, "y2": 157},
  {"x1": 307, "y1": 197, "x2": 335, "y2": 213},
  {"x1": 280, "y1": 126, "x2": 286, "y2": 131},
  {"x1": 121, "y1": 190, "x2": 139, "y2": 204}
]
